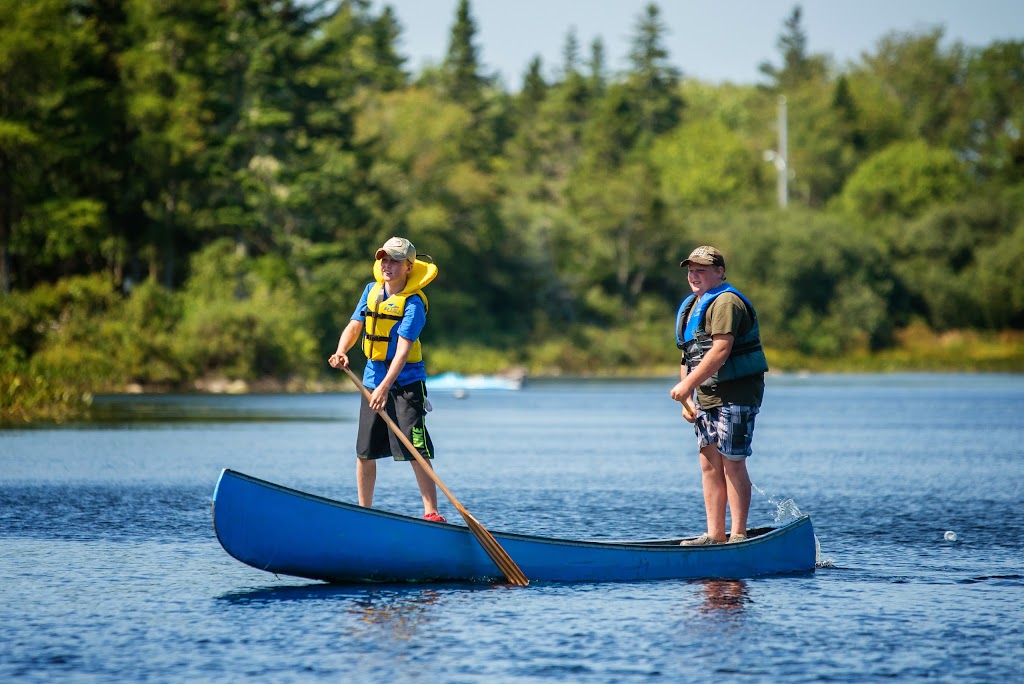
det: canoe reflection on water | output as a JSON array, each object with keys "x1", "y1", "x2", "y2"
[{"x1": 696, "y1": 579, "x2": 750, "y2": 614}]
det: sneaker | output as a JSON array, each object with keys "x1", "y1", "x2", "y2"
[
  {"x1": 727, "y1": 534, "x2": 747, "y2": 544},
  {"x1": 680, "y1": 533, "x2": 724, "y2": 546},
  {"x1": 422, "y1": 511, "x2": 447, "y2": 523}
]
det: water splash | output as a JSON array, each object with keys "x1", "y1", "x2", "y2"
[
  {"x1": 752, "y1": 483, "x2": 803, "y2": 524},
  {"x1": 753, "y1": 484, "x2": 834, "y2": 567},
  {"x1": 813, "y1": 534, "x2": 834, "y2": 568}
]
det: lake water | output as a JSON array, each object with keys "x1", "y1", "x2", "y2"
[{"x1": 1, "y1": 374, "x2": 1022, "y2": 682}]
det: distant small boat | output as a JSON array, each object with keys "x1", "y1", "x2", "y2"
[
  {"x1": 425, "y1": 371, "x2": 523, "y2": 391},
  {"x1": 212, "y1": 469, "x2": 817, "y2": 584}
]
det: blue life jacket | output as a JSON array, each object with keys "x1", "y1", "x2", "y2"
[{"x1": 675, "y1": 284, "x2": 768, "y2": 389}]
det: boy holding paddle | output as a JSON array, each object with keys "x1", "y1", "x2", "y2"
[
  {"x1": 328, "y1": 237, "x2": 446, "y2": 523},
  {"x1": 670, "y1": 246, "x2": 769, "y2": 545}
]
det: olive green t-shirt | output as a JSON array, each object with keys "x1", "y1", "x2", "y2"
[{"x1": 689, "y1": 292, "x2": 766, "y2": 409}]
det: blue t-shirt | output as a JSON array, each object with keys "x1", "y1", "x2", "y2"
[{"x1": 352, "y1": 282, "x2": 427, "y2": 389}]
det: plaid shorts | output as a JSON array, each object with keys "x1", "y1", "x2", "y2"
[{"x1": 693, "y1": 404, "x2": 759, "y2": 461}]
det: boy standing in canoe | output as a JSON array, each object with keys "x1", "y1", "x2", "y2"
[
  {"x1": 670, "y1": 246, "x2": 769, "y2": 545},
  {"x1": 328, "y1": 237, "x2": 446, "y2": 523}
]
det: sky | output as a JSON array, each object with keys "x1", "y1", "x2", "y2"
[{"x1": 369, "y1": 0, "x2": 1024, "y2": 87}]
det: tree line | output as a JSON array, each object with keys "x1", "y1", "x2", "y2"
[{"x1": 2, "y1": 0, "x2": 1023, "y2": 419}]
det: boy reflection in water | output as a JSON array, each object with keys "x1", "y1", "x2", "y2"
[
  {"x1": 697, "y1": 579, "x2": 750, "y2": 614},
  {"x1": 349, "y1": 589, "x2": 441, "y2": 641}
]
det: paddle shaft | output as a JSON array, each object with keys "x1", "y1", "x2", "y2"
[
  {"x1": 682, "y1": 396, "x2": 696, "y2": 422},
  {"x1": 341, "y1": 366, "x2": 529, "y2": 586}
]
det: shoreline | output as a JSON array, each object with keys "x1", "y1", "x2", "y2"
[
  {"x1": 114, "y1": 363, "x2": 1023, "y2": 397},
  {"x1": 4, "y1": 333, "x2": 1023, "y2": 423}
]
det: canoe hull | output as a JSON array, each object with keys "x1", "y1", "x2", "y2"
[{"x1": 212, "y1": 469, "x2": 816, "y2": 584}]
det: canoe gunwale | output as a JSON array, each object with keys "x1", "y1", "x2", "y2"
[{"x1": 215, "y1": 468, "x2": 802, "y2": 550}]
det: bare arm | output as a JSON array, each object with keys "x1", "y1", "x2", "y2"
[{"x1": 328, "y1": 319, "x2": 364, "y2": 370}]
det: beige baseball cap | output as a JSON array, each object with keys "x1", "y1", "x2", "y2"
[{"x1": 375, "y1": 237, "x2": 416, "y2": 264}]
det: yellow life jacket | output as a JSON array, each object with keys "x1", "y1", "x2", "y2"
[{"x1": 361, "y1": 258, "x2": 438, "y2": 363}]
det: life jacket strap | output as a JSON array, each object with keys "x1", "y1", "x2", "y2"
[
  {"x1": 363, "y1": 309, "x2": 403, "y2": 322},
  {"x1": 731, "y1": 339, "x2": 764, "y2": 356}
]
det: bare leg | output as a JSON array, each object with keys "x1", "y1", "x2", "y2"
[
  {"x1": 723, "y1": 457, "x2": 752, "y2": 537},
  {"x1": 410, "y1": 460, "x2": 440, "y2": 515},
  {"x1": 357, "y1": 458, "x2": 376, "y2": 507},
  {"x1": 698, "y1": 444, "x2": 728, "y2": 542}
]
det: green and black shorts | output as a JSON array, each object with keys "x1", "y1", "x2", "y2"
[{"x1": 356, "y1": 380, "x2": 434, "y2": 462}]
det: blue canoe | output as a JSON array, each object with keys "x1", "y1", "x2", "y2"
[{"x1": 212, "y1": 469, "x2": 817, "y2": 584}]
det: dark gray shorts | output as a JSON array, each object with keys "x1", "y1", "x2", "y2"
[
  {"x1": 694, "y1": 404, "x2": 759, "y2": 461},
  {"x1": 356, "y1": 380, "x2": 434, "y2": 461}
]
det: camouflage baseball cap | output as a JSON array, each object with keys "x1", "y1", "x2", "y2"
[{"x1": 680, "y1": 245, "x2": 725, "y2": 268}]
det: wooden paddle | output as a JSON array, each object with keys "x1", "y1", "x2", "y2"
[
  {"x1": 682, "y1": 396, "x2": 696, "y2": 422},
  {"x1": 341, "y1": 365, "x2": 529, "y2": 586}
]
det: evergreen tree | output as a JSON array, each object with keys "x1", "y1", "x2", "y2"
[
  {"x1": 120, "y1": 0, "x2": 224, "y2": 286},
  {"x1": 757, "y1": 5, "x2": 842, "y2": 207},
  {"x1": 517, "y1": 56, "x2": 548, "y2": 121},
  {"x1": 561, "y1": 5, "x2": 682, "y2": 315},
  {"x1": 561, "y1": 27, "x2": 581, "y2": 80},
  {"x1": 0, "y1": 0, "x2": 99, "y2": 292},
  {"x1": 625, "y1": 3, "x2": 682, "y2": 143},
  {"x1": 758, "y1": 6, "x2": 827, "y2": 91},
  {"x1": 442, "y1": 0, "x2": 485, "y2": 107},
  {"x1": 62, "y1": 0, "x2": 139, "y2": 288},
  {"x1": 368, "y1": 5, "x2": 407, "y2": 91},
  {"x1": 588, "y1": 37, "x2": 608, "y2": 95}
]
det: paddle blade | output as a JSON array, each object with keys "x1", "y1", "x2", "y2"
[
  {"x1": 339, "y1": 365, "x2": 528, "y2": 586},
  {"x1": 462, "y1": 511, "x2": 529, "y2": 586}
]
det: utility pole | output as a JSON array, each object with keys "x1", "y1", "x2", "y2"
[{"x1": 763, "y1": 96, "x2": 788, "y2": 208}]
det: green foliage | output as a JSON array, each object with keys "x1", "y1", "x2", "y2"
[
  {"x1": 11, "y1": 198, "x2": 107, "y2": 265},
  {"x1": 838, "y1": 140, "x2": 969, "y2": 219},
  {"x1": 109, "y1": 281, "x2": 186, "y2": 385},
  {"x1": 624, "y1": 3, "x2": 682, "y2": 140},
  {"x1": 1, "y1": 363, "x2": 93, "y2": 425},
  {"x1": 0, "y1": 276, "x2": 131, "y2": 383},
  {"x1": 758, "y1": 6, "x2": 830, "y2": 90},
  {"x1": 3, "y1": 1, "x2": 1024, "y2": 422},
  {"x1": 0, "y1": 0, "x2": 99, "y2": 291},
  {"x1": 653, "y1": 118, "x2": 762, "y2": 208},
  {"x1": 16, "y1": 274, "x2": 125, "y2": 387},
  {"x1": 0, "y1": 291, "x2": 37, "y2": 352},
  {"x1": 851, "y1": 29, "x2": 969, "y2": 147},
  {"x1": 442, "y1": 0, "x2": 485, "y2": 105},
  {"x1": 676, "y1": 209, "x2": 895, "y2": 355},
  {"x1": 883, "y1": 192, "x2": 1019, "y2": 330},
  {"x1": 974, "y1": 222, "x2": 1024, "y2": 329},
  {"x1": 428, "y1": 343, "x2": 523, "y2": 375},
  {"x1": 300, "y1": 246, "x2": 374, "y2": 361},
  {"x1": 176, "y1": 240, "x2": 319, "y2": 381},
  {"x1": 176, "y1": 295, "x2": 317, "y2": 381},
  {"x1": 965, "y1": 41, "x2": 1024, "y2": 184}
]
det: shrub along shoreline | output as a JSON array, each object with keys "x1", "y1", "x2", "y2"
[{"x1": 3, "y1": 327, "x2": 1021, "y2": 425}]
